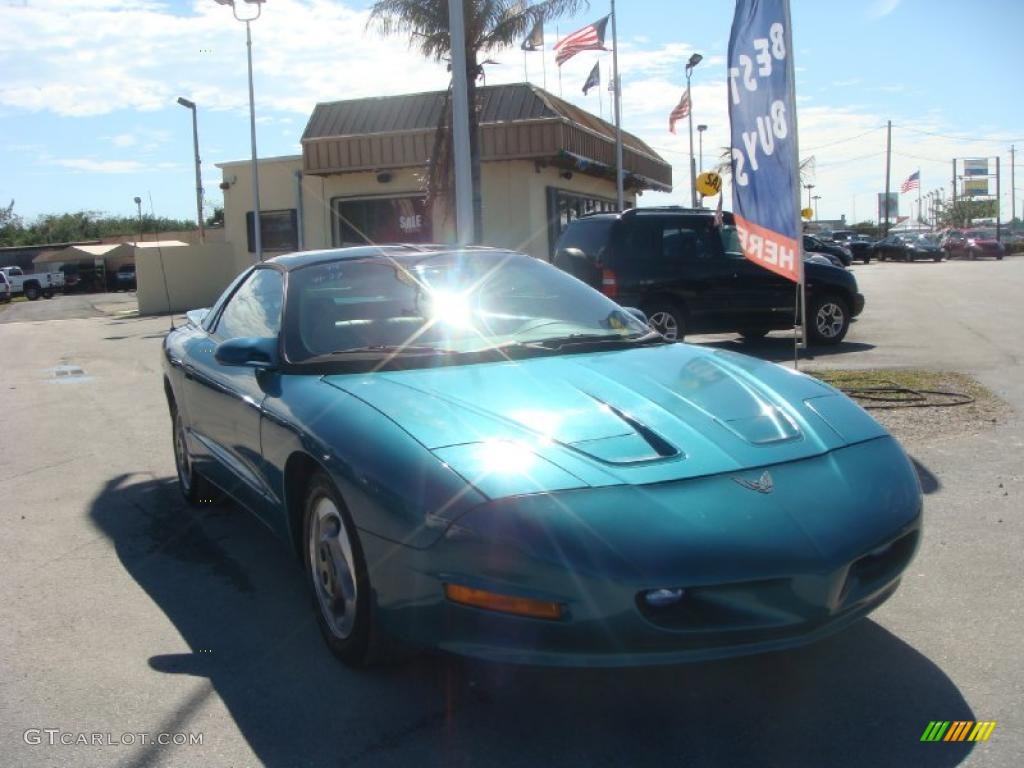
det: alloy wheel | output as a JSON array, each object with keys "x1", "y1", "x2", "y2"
[
  {"x1": 309, "y1": 496, "x2": 359, "y2": 640},
  {"x1": 815, "y1": 302, "x2": 846, "y2": 340},
  {"x1": 173, "y1": 413, "x2": 193, "y2": 495},
  {"x1": 648, "y1": 311, "x2": 679, "y2": 341}
]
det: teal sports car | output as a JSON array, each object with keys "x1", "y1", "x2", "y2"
[{"x1": 162, "y1": 246, "x2": 922, "y2": 667}]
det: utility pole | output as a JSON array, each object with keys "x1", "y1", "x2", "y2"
[
  {"x1": 1011, "y1": 145, "x2": 1016, "y2": 226},
  {"x1": 883, "y1": 119, "x2": 892, "y2": 234},
  {"x1": 448, "y1": 0, "x2": 474, "y2": 245},
  {"x1": 996, "y1": 155, "x2": 1001, "y2": 243},
  {"x1": 610, "y1": 0, "x2": 624, "y2": 211}
]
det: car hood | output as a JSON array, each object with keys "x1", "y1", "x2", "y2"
[{"x1": 322, "y1": 344, "x2": 888, "y2": 494}]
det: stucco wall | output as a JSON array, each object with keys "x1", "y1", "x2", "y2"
[
  {"x1": 218, "y1": 155, "x2": 637, "y2": 263},
  {"x1": 136, "y1": 243, "x2": 250, "y2": 315}
]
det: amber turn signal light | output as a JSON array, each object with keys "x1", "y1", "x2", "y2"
[{"x1": 444, "y1": 584, "x2": 564, "y2": 620}]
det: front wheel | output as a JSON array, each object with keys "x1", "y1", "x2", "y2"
[
  {"x1": 645, "y1": 300, "x2": 687, "y2": 342},
  {"x1": 304, "y1": 471, "x2": 379, "y2": 667},
  {"x1": 24, "y1": 284, "x2": 40, "y2": 300},
  {"x1": 808, "y1": 294, "x2": 850, "y2": 345}
]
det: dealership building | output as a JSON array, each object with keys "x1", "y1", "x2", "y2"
[{"x1": 217, "y1": 83, "x2": 672, "y2": 263}]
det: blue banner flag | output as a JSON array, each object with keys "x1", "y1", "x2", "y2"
[{"x1": 727, "y1": 0, "x2": 802, "y2": 283}]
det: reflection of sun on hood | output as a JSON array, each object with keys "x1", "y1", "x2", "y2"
[{"x1": 324, "y1": 344, "x2": 887, "y2": 491}]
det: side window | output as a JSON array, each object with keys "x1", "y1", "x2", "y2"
[
  {"x1": 661, "y1": 226, "x2": 707, "y2": 261},
  {"x1": 215, "y1": 269, "x2": 284, "y2": 340}
]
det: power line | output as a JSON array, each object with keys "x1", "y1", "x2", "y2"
[
  {"x1": 816, "y1": 150, "x2": 885, "y2": 169},
  {"x1": 803, "y1": 125, "x2": 886, "y2": 152},
  {"x1": 893, "y1": 124, "x2": 1024, "y2": 145}
]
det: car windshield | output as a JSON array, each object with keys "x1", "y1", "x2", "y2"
[
  {"x1": 967, "y1": 230, "x2": 995, "y2": 239},
  {"x1": 285, "y1": 251, "x2": 654, "y2": 365}
]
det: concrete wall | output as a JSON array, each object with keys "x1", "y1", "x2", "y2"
[
  {"x1": 218, "y1": 155, "x2": 636, "y2": 262},
  {"x1": 136, "y1": 243, "x2": 251, "y2": 315}
]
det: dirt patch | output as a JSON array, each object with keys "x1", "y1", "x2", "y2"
[{"x1": 806, "y1": 369, "x2": 1009, "y2": 446}]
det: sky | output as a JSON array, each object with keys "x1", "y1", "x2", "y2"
[{"x1": 1, "y1": 0, "x2": 1023, "y2": 226}]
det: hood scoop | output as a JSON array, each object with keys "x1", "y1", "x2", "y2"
[{"x1": 567, "y1": 396, "x2": 681, "y2": 465}]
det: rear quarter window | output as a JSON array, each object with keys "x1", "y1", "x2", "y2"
[{"x1": 554, "y1": 218, "x2": 614, "y2": 261}]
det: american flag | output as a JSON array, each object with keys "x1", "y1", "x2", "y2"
[
  {"x1": 901, "y1": 170, "x2": 920, "y2": 193},
  {"x1": 554, "y1": 15, "x2": 609, "y2": 66},
  {"x1": 668, "y1": 90, "x2": 691, "y2": 134}
]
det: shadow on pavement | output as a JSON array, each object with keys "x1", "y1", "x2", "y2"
[
  {"x1": 911, "y1": 456, "x2": 942, "y2": 495},
  {"x1": 691, "y1": 334, "x2": 875, "y2": 364},
  {"x1": 90, "y1": 474, "x2": 972, "y2": 768}
]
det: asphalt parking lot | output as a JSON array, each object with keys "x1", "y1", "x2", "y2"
[{"x1": 1, "y1": 260, "x2": 1022, "y2": 767}]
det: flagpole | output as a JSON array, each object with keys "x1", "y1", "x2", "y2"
[
  {"x1": 610, "y1": 0, "x2": 624, "y2": 211},
  {"x1": 917, "y1": 169, "x2": 922, "y2": 224},
  {"x1": 523, "y1": 51, "x2": 528, "y2": 82},
  {"x1": 556, "y1": 24, "x2": 563, "y2": 97},
  {"x1": 782, "y1": 0, "x2": 806, "y2": 361},
  {"x1": 598, "y1": 60, "x2": 603, "y2": 120},
  {"x1": 542, "y1": 32, "x2": 548, "y2": 90}
]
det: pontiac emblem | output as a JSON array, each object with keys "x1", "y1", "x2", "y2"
[{"x1": 734, "y1": 470, "x2": 774, "y2": 494}]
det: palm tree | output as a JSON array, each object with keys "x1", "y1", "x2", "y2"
[
  {"x1": 714, "y1": 146, "x2": 816, "y2": 187},
  {"x1": 368, "y1": 0, "x2": 588, "y2": 243}
]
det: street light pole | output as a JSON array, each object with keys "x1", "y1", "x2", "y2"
[
  {"x1": 134, "y1": 196, "x2": 143, "y2": 243},
  {"x1": 216, "y1": 0, "x2": 264, "y2": 261},
  {"x1": 811, "y1": 194, "x2": 821, "y2": 221},
  {"x1": 176, "y1": 97, "x2": 206, "y2": 244},
  {"x1": 804, "y1": 183, "x2": 815, "y2": 211},
  {"x1": 697, "y1": 124, "x2": 707, "y2": 173},
  {"x1": 684, "y1": 53, "x2": 702, "y2": 208}
]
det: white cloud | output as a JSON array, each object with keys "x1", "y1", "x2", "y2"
[
  {"x1": 867, "y1": 0, "x2": 902, "y2": 19},
  {"x1": 52, "y1": 158, "x2": 146, "y2": 173},
  {"x1": 110, "y1": 133, "x2": 137, "y2": 147}
]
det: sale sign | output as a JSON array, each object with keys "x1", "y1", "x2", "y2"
[{"x1": 727, "y1": 0, "x2": 802, "y2": 283}]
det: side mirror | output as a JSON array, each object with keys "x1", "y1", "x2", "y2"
[
  {"x1": 214, "y1": 337, "x2": 279, "y2": 370},
  {"x1": 186, "y1": 308, "x2": 210, "y2": 328},
  {"x1": 623, "y1": 307, "x2": 648, "y2": 325}
]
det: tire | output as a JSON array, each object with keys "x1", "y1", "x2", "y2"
[
  {"x1": 644, "y1": 300, "x2": 687, "y2": 342},
  {"x1": 24, "y1": 283, "x2": 40, "y2": 301},
  {"x1": 969, "y1": 249, "x2": 977, "y2": 261},
  {"x1": 862, "y1": 255, "x2": 871, "y2": 264},
  {"x1": 42, "y1": 288, "x2": 54, "y2": 299},
  {"x1": 808, "y1": 294, "x2": 850, "y2": 345},
  {"x1": 303, "y1": 471, "x2": 380, "y2": 667},
  {"x1": 933, "y1": 255, "x2": 942, "y2": 262},
  {"x1": 172, "y1": 408, "x2": 217, "y2": 506},
  {"x1": 739, "y1": 328, "x2": 770, "y2": 341}
]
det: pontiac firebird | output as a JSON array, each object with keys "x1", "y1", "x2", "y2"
[{"x1": 162, "y1": 246, "x2": 922, "y2": 667}]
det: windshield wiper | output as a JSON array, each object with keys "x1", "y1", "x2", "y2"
[
  {"x1": 312, "y1": 344, "x2": 461, "y2": 359},
  {"x1": 524, "y1": 331, "x2": 665, "y2": 349}
]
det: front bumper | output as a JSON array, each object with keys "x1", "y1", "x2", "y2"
[
  {"x1": 361, "y1": 436, "x2": 922, "y2": 667},
  {"x1": 851, "y1": 292, "x2": 865, "y2": 317}
]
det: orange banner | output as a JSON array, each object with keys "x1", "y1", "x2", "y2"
[{"x1": 734, "y1": 214, "x2": 803, "y2": 283}]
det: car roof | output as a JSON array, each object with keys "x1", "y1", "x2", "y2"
[{"x1": 265, "y1": 244, "x2": 510, "y2": 271}]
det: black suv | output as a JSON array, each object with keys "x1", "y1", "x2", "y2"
[{"x1": 553, "y1": 207, "x2": 864, "y2": 345}]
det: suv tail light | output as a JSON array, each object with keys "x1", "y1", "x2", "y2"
[{"x1": 601, "y1": 268, "x2": 619, "y2": 298}]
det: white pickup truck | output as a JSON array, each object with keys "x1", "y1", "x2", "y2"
[{"x1": 0, "y1": 266, "x2": 65, "y2": 300}]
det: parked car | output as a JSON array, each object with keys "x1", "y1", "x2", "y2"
[
  {"x1": 553, "y1": 207, "x2": 864, "y2": 344},
  {"x1": 943, "y1": 229, "x2": 1005, "y2": 260},
  {"x1": 163, "y1": 245, "x2": 922, "y2": 668},
  {"x1": 803, "y1": 235, "x2": 852, "y2": 267},
  {"x1": 0, "y1": 266, "x2": 65, "y2": 300},
  {"x1": 806, "y1": 250, "x2": 845, "y2": 269},
  {"x1": 873, "y1": 234, "x2": 944, "y2": 262},
  {"x1": 116, "y1": 263, "x2": 137, "y2": 290},
  {"x1": 0, "y1": 270, "x2": 10, "y2": 303},
  {"x1": 827, "y1": 231, "x2": 873, "y2": 264}
]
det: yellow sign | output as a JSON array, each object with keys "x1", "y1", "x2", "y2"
[
  {"x1": 801, "y1": 207, "x2": 814, "y2": 220},
  {"x1": 696, "y1": 171, "x2": 722, "y2": 197}
]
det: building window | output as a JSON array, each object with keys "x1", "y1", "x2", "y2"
[
  {"x1": 246, "y1": 209, "x2": 298, "y2": 253},
  {"x1": 546, "y1": 188, "x2": 619, "y2": 259},
  {"x1": 331, "y1": 196, "x2": 432, "y2": 246}
]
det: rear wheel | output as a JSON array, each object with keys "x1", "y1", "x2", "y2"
[
  {"x1": 303, "y1": 471, "x2": 381, "y2": 667},
  {"x1": 808, "y1": 294, "x2": 850, "y2": 345},
  {"x1": 645, "y1": 300, "x2": 687, "y2": 342}
]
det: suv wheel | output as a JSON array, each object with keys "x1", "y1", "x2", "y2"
[
  {"x1": 808, "y1": 294, "x2": 850, "y2": 345},
  {"x1": 645, "y1": 301, "x2": 686, "y2": 342}
]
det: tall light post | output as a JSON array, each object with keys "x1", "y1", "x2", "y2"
[
  {"x1": 215, "y1": 0, "x2": 264, "y2": 261},
  {"x1": 176, "y1": 97, "x2": 206, "y2": 244},
  {"x1": 134, "y1": 196, "x2": 143, "y2": 243},
  {"x1": 696, "y1": 124, "x2": 707, "y2": 173},
  {"x1": 685, "y1": 53, "x2": 703, "y2": 208},
  {"x1": 804, "y1": 183, "x2": 815, "y2": 211},
  {"x1": 811, "y1": 194, "x2": 821, "y2": 221}
]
